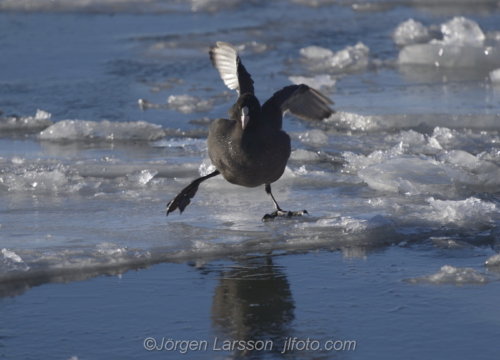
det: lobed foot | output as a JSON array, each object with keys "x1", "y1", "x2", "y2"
[{"x1": 262, "y1": 209, "x2": 308, "y2": 221}]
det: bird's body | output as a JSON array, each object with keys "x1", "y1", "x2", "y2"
[
  {"x1": 167, "y1": 41, "x2": 334, "y2": 220},
  {"x1": 208, "y1": 95, "x2": 291, "y2": 188}
]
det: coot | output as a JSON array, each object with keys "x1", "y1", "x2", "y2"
[{"x1": 167, "y1": 42, "x2": 334, "y2": 220}]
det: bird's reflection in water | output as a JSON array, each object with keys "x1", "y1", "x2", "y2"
[{"x1": 210, "y1": 255, "x2": 295, "y2": 358}]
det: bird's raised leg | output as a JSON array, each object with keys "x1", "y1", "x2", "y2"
[
  {"x1": 262, "y1": 183, "x2": 308, "y2": 221},
  {"x1": 166, "y1": 170, "x2": 220, "y2": 216}
]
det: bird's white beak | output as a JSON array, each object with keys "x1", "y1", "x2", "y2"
[{"x1": 241, "y1": 106, "x2": 249, "y2": 130}]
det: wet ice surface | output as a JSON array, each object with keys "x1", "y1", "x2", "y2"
[{"x1": 2, "y1": 0, "x2": 500, "y2": 359}]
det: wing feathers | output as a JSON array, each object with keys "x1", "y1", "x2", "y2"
[
  {"x1": 281, "y1": 86, "x2": 334, "y2": 121},
  {"x1": 209, "y1": 41, "x2": 254, "y2": 95}
]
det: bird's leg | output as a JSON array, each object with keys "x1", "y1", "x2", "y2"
[
  {"x1": 262, "y1": 183, "x2": 308, "y2": 221},
  {"x1": 166, "y1": 170, "x2": 220, "y2": 216}
]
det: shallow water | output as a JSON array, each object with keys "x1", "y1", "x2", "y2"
[{"x1": 1, "y1": 0, "x2": 500, "y2": 359}]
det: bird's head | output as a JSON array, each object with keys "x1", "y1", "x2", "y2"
[{"x1": 230, "y1": 93, "x2": 261, "y2": 130}]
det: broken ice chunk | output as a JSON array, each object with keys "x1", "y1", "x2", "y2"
[
  {"x1": 38, "y1": 120, "x2": 166, "y2": 141},
  {"x1": 398, "y1": 43, "x2": 500, "y2": 68},
  {"x1": 300, "y1": 46, "x2": 334, "y2": 60},
  {"x1": 441, "y1": 17, "x2": 485, "y2": 46},
  {"x1": 397, "y1": 17, "x2": 500, "y2": 69},
  {"x1": 491, "y1": 68, "x2": 500, "y2": 83},
  {"x1": 167, "y1": 95, "x2": 215, "y2": 114},
  {"x1": 485, "y1": 253, "x2": 500, "y2": 267},
  {"x1": 299, "y1": 42, "x2": 370, "y2": 73},
  {"x1": 126, "y1": 169, "x2": 158, "y2": 185},
  {"x1": 358, "y1": 156, "x2": 452, "y2": 195},
  {"x1": 407, "y1": 265, "x2": 488, "y2": 285},
  {"x1": 392, "y1": 19, "x2": 431, "y2": 46}
]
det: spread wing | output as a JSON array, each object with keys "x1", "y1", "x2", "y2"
[
  {"x1": 262, "y1": 84, "x2": 334, "y2": 130},
  {"x1": 209, "y1": 41, "x2": 254, "y2": 95}
]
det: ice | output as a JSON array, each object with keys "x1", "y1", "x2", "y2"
[
  {"x1": 1, "y1": 164, "x2": 69, "y2": 191},
  {"x1": 359, "y1": 156, "x2": 452, "y2": 194},
  {"x1": 392, "y1": 19, "x2": 431, "y2": 46},
  {"x1": 439, "y1": 150, "x2": 500, "y2": 190},
  {"x1": 167, "y1": 95, "x2": 214, "y2": 114},
  {"x1": 398, "y1": 17, "x2": 500, "y2": 69},
  {"x1": 198, "y1": 158, "x2": 217, "y2": 177},
  {"x1": 329, "y1": 112, "x2": 376, "y2": 131},
  {"x1": 407, "y1": 265, "x2": 488, "y2": 285},
  {"x1": 491, "y1": 68, "x2": 500, "y2": 83},
  {"x1": 0, "y1": 243, "x2": 157, "y2": 285},
  {"x1": 190, "y1": 0, "x2": 241, "y2": 12},
  {"x1": 299, "y1": 42, "x2": 370, "y2": 73},
  {"x1": 1, "y1": 249, "x2": 23, "y2": 263},
  {"x1": 1, "y1": 249, "x2": 30, "y2": 272},
  {"x1": 151, "y1": 138, "x2": 207, "y2": 153},
  {"x1": 345, "y1": 141, "x2": 500, "y2": 195},
  {"x1": 300, "y1": 46, "x2": 334, "y2": 60},
  {"x1": 343, "y1": 142, "x2": 404, "y2": 173},
  {"x1": 0, "y1": 157, "x2": 200, "y2": 194},
  {"x1": 0, "y1": 109, "x2": 53, "y2": 131},
  {"x1": 96, "y1": 243, "x2": 127, "y2": 257},
  {"x1": 288, "y1": 75, "x2": 336, "y2": 89},
  {"x1": 329, "y1": 112, "x2": 500, "y2": 132},
  {"x1": 426, "y1": 197, "x2": 498, "y2": 226},
  {"x1": 399, "y1": 43, "x2": 500, "y2": 68},
  {"x1": 393, "y1": 130, "x2": 443, "y2": 155},
  {"x1": 291, "y1": 0, "x2": 336, "y2": 7},
  {"x1": 441, "y1": 17, "x2": 485, "y2": 46},
  {"x1": 38, "y1": 120, "x2": 166, "y2": 141},
  {"x1": 290, "y1": 149, "x2": 320, "y2": 162},
  {"x1": 297, "y1": 214, "x2": 392, "y2": 233},
  {"x1": 296, "y1": 129, "x2": 329, "y2": 145},
  {"x1": 431, "y1": 237, "x2": 473, "y2": 250},
  {"x1": 126, "y1": 169, "x2": 158, "y2": 185},
  {"x1": 485, "y1": 253, "x2": 500, "y2": 267}
]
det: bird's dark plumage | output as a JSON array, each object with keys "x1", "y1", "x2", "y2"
[{"x1": 166, "y1": 41, "x2": 334, "y2": 220}]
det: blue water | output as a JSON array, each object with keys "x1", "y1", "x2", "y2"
[{"x1": 1, "y1": 0, "x2": 500, "y2": 359}]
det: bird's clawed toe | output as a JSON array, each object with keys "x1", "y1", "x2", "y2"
[{"x1": 262, "y1": 209, "x2": 308, "y2": 221}]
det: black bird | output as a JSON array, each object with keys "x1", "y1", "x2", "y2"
[{"x1": 166, "y1": 41, "x2": 334, "y2": 220}]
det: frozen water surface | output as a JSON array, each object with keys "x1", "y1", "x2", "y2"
[{"x1": 1, "y1": 0, "x2": 500, "y2": 359}]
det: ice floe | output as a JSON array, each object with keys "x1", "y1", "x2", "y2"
[
  {"x1": 1, "y1": 249, "x2": 30, "y2": 273},
  {"x1": 343, "y1": 138, "x2": 500, "y2": 196},
  {"x1": 299, "y1": 42, "x2": 370, "y2": 74},
  {"x1": 359, "y1": 157, "x2": 452, "y2": 194},
  {"x1": 392, "y1": 19, "x2": 432, "y2": 46},
  {"x1": 126, "y1": 169, "x2": 158, "y2": 185},
  {"x1": 441, "y1": 17, "x2": 485, "y2": 46},
  {"x1": 0, "y1": 158, "x2": 199, "y2": 193},
  {"x1": 167, "y1": 94, "x2": 215, "y2": 114},
  {"x1": 491, "y1": 68, "x2": 500, "y2": 83},
  {"x1": 426, "y1": 197, "x2": 498, "y2": 227},
  {"x1": 289, "y1": 149, "x2": 320, "y2": 162},
  {"x1": 485, "y1": 253, "x2": 500, "y2": 267},
  {"x1": 328, "y1": 112, "x2": 500, "y2": 132},
  {"x1": 397, "y1": 17, "x2": 500, "y2": 69},
  {"x1": 0, "y1": 110, "x2": 53, "y2": 132},
  {"x1": 38, "y1": 120, "x2": 166, "y2": 141},
  {"x1": 407, "y1": 265, "x2": 488, "y2": 285},
  {"x1": 295, "y1": 129, "x2": 329, "y2": 145}
]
